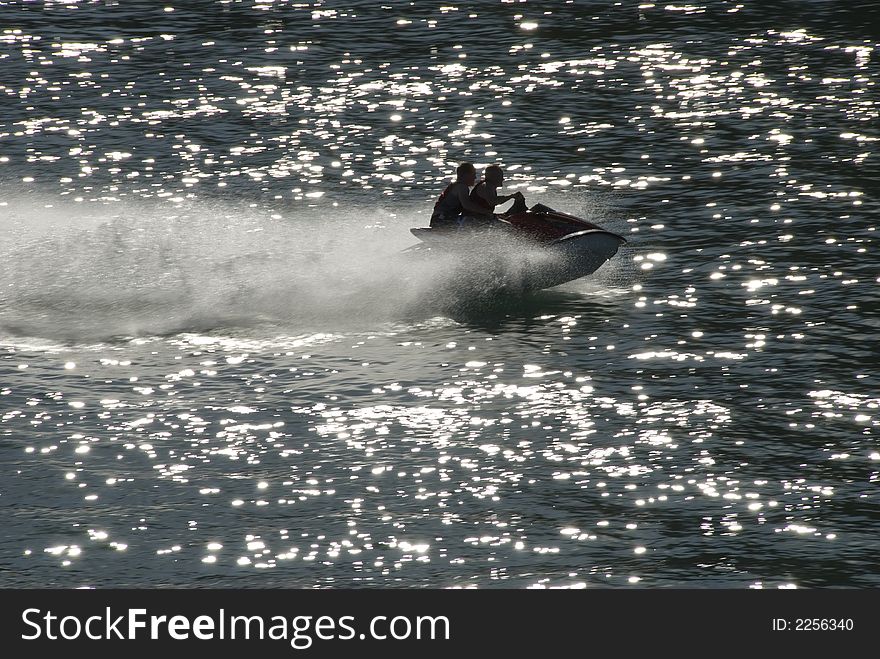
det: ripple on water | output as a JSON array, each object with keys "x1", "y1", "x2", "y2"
[{"x1": 1, "y1": 0, "x2": 878, "y2": 588}]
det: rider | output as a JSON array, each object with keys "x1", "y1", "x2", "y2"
[
  {"x1": 470, "y1": 164, "x2": 527, "y2": 217},
  {"x1": 430, "y1": 162, "x2": 494, "y2": 229}
]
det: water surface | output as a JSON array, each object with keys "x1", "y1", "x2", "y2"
[{"x1": 1, "y1": 0, "x2": 878, "y2": 588}]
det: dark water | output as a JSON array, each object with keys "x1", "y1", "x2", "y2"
[{"x1": 0, "y1": 0, "x2": 878, "y2": 588}]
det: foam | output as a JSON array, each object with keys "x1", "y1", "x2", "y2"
[{"x1": 0, "y1": 192, "x2": 627, "y2": 342}]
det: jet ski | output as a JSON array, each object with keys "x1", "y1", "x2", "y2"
[{"x1": 407, "y1": 204, "x2": 627, "y2": 293}]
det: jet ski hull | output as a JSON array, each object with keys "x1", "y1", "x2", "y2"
[
  {"x1": 524, "y1": 229, "x2": 624, "y2": 290},
  {"x1": 408, "y1": 208, "x2": 626, "y2": 293}
]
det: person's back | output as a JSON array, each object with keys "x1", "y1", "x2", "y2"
[
  {"x1": 470, "y1": 164, "x2": 526, "y2": 217},
  {"x1": 430, "y1": 162, "x2": 490, "y2": 229}
]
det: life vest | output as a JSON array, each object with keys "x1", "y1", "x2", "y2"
[{"x1": 430, "y1": 182, "x2": 464, "y2": 227}]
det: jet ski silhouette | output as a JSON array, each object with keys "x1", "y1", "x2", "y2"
[{"x1": 407, "y1": 203, "x2": 626, "y2": 293}]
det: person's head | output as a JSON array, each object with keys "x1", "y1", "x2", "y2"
[
  {"x1": 484, "y1": 164, "x2": 504, "y2": 186},
  {"x1": 455, "y1": 162, "x2": 477, "y2": 186}
]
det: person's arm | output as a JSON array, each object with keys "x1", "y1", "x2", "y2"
[
  {"x1": 478, "y1": 185, "x2": 522, "y2": 205},
  {"x1": 493, "y1": 190, "x2": 525, "y2": 207},
  {"x1": 455, "y1": 185, "x2": 491, "y2": 215}
]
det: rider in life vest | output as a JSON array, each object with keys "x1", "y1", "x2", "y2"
[
  {"x1": 430, "y1": 162, "x2": 494, "y2": 229},
  {"x1": 470, "y1": 164, "x2": 526, "y2": 217}
]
